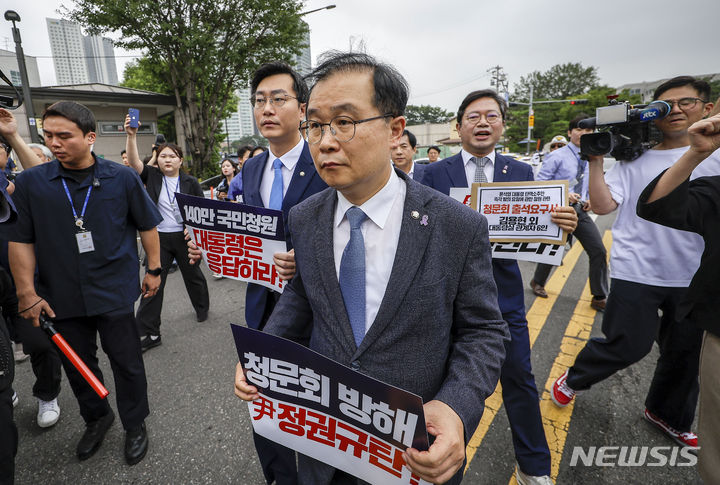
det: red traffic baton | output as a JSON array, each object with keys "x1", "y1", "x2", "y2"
[{"x1": 40, "y1": 315, "x2": 109, "y2": 399}]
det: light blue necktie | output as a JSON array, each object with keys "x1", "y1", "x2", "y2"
[
  {"x1": 269, "y1": 158, "x2": 284, "y2": 210},
  {"x1": 339, "y1": 206, "x2": 368, "y2": 347}
]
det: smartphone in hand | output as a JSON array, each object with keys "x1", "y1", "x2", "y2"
[{"x1": 128, "y1": 108, "x2": 140, "y2": 128}]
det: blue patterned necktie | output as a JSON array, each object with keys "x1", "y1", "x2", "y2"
[
  {"x1": 339, "y1": 206, "x2": 368, "y2": 347},
  {"x1": 269, "y1": 158, "x2": 284, "y2": 210}
]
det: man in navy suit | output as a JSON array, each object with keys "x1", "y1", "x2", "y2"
[
  {"x1": 192, "y1": 62, "x2": 326, "y2": 485},
  {"x1": 236, "y1": 52, "x2": 509, "y2": 485},
  {"x1": 391, "y1": 129, "x2": 426, "y2": 181},
  {"x1": 421, "y1": 89, "x2": 577, "y2": 485}
]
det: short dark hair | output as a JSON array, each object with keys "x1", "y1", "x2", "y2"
[
  {"x1": 427, "y1": 145, "x2": 440, "y2": 154},
  {"x1": 251, "y1": 61, "x2": 309, "y2": 103},
  {"x1": 457, "y1": 89, "x2": 507, "y2": 126},
  {"x1": 237, "y1": 144, "x2": 253, "y2": 158},
  {"x1": 653, "y1": 76, "x2": 711, "y2": 101},
  {"x1": 120, "y1": 149, "x2": 127, "y2": 156},
  {"x1": 251, "y1": 146, "x2": 268, "y2": 157},
  {"x1": 569, "y1": 113, "x2": 590, "y2": 131},
  {"x1": 42, "y1": 101, "x2": 95, "y2": 135},
  {"x1": 402, "y1": 129, "x2": 417, "y2": 149},
  {"x1": 0, "y1": 134, "x2": 10, "y2": 154},
  {"x1": 306, "y1": 51, "x2": 409, "y2": 117}
]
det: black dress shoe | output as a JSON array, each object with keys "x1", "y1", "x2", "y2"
[
  {"x1": 196, "y1": 310, "x2": 208, "y2": 322},
  {"x1": 77, "y1": 409, "x2": 115, "y2": 460},
  {"x1": 125, "y1": 423, "x2": 148, "y2": 465}
]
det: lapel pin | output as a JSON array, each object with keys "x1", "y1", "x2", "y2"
[
  {"x1": 299, "y1": 171, "x2": 305, "y2": 177},
  {"x1": 420, "y1": 215, "x2": 429, "y2": 226},
  {"x1": 411, "y1": 210, "x2": 420, "y2": 219},
  {"x1": 502, "y1": 165, "x2": 508, "y2": 174}
]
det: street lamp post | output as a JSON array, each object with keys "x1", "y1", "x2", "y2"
[
  {"x1": 4, "y1": 10, "x2": 40, "y2": 143},
  {"x1": 299, "y1": 4, "x2": 336, "y2": 16}
]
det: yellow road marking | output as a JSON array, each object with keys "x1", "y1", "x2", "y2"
[
  {"x1": 522, "y1": 230, "x2": 613, "y2": 483},
  {"x1": 465, "y1": 241, "x2": 586, "y2": 471}
]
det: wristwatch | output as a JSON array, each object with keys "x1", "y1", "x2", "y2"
[{"x1": 146, "y1": 267, "x2": 162, "y2": 276}]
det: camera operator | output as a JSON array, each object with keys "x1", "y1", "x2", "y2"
[
  {"x1": 551, "y1": 76, "x2": 720, "y2": 450},
  {"x1": 530, "y1": 115, "x2": 609, "y2": 311}
]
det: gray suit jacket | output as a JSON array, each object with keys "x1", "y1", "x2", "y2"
[{"x1": 264, "y1": 169, "x2": 508, "y2": 484}]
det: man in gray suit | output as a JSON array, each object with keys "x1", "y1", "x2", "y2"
[{"x1": 235, "y1": 52, "x2": 509, "y2": 485}]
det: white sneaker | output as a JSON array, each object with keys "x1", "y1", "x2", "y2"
[
  {"x1": 516, "y1": 464, "x2": 554, "y2": 485},
  {"x1": 37, "y1": 398, "x2": 60, "y2": 428},
  {"x1": 12, "y1": 391, "x2": 18, "y2": 408},
  {"x1": 212, "y1": 272, "x2": 224, "y2": 280}
]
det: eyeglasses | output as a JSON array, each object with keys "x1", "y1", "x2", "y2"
[
  {"x1": 300, "y1": 114, "x2": 393, "y2": 144},
  {"x1": 551, "y1": 144, "x2": 564, "y2": 149},
  {"x1": 0, "y1": 142, "x2": 9, "y2": 153},
  {"x1": 464, "y1": 111, "x2": 502, "y2": 125},
  {"x1": 660, "y1": 97, "x2": 707, "y2": 110},
  {"x1": 251, "y1": 94, "x2": 297, "y2": 109}
]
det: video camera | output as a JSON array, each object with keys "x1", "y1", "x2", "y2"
[{"x1": 579, "y1": 97, "x2": 671, "y2": 161}]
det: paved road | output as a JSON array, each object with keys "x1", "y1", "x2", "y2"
[{"x1": 12, "y1": 212, "x2": 702, "y2": 484}]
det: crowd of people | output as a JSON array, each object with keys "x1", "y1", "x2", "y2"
[{"x1": 0, "y1": 51, "x2": 718, "y2": 485}]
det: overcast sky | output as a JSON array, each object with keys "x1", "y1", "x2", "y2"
[{"x1": 1, "y1": 0, "x2": 718, "y2": 111}]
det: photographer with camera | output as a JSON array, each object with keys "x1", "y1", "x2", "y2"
[
  {"x1": 530, "y1": 115, "x2": 609, "y2": 311},
  {"x1": 551, "y1": 76, "x2": 720, "y2": 450}
]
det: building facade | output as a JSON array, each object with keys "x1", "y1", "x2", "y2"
[{"x1": 0, "y1": 48, "x2": 41, "y2": 87}]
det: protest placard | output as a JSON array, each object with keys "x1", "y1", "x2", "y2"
[
  {"x1": 177, "y1": 194, "x2": 286, "y2": 292},
  {"x1": 450, "y1": 186, "x2": 566, "y2": 265},
  {"x1": 470, "y1": 180, "x2": 569, "y2": 245},
  {"x1": 231, "y1": 325, "x2": 431, "y2": 485}
]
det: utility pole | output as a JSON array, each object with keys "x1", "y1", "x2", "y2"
[{"x1": 488, "y1": 65, "x2": 509, "y2": 99}]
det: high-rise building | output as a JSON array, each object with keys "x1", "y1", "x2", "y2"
[
  {"x1": 292, "y1": 20, "x2": 312, "y2": 76},
  {"x1": 46, "y1": 18, "x2": 88, "y2": 85},
  {"x1": 46, "y1": 18, "x2": 119, "y2": 86},
  {"x1": 221, "y1": 87, "x2": 258, "y2": 146},
  {"x1": 83, "y1": 35, "x2": 118, "y2": 85}
]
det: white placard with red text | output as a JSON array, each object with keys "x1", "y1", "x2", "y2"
[
  {"x1": 450, "y1": 186, "x2": 566, "y2": 265},
  {"x1": 232, "y1": 325, "x2": 431, "y2": 485},
  {"x1": 177, "y1": 194, "x2": 286, "y2": 292}
]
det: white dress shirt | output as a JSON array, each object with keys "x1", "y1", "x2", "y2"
[
  {"x1": 461, "y1": 149, "x2": 496, "y2": 184},
  {"x1": 259, "y1": 137, "x2": 305, "y2": 208},
  {"x1": 333, "y1": 170, "x2": 406, "y2": 335}
]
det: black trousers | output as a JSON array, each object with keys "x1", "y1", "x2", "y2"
[
  {"x1": 0, "y1": 318, "x2": 16, "y2": 485},
  {"x1": 54, "y1": 308, "x2": 149, "y2": 430},
  {"x1": 567, "y1": 278, "x2": 702, "y2": 431},
  {"x1": 136, "y1": 231, "x2": 209, "y2": 337},
  {"x1": 533, "y1": 203, "x2": 609, "y2": 298},
  {"x1": 14, "y1": 318, "x2": 62, "y2": 401}
]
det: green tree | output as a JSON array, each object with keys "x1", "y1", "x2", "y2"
[
  {"x1": 66, "y1": 0, "x2": 308, "y2": 175},
  {"x1": 405, "y1": 105, "x2": 455, "y2": 125},
  {"x1": 513, "y1": 62, "x2": 600, "y2": 102}
]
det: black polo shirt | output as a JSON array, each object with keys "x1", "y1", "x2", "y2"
[{"x1": 1, "y1": 155, "x2": 162, "y2": 319}]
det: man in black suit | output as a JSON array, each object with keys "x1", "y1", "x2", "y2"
[{"x1": 391, "y1": 129, "x2": 425, "y2": 180}]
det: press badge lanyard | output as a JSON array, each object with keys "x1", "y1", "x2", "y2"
[
  {"x1": 61, "y1": 175, "x2": 96, "y2": 253},
  {"x1": 163, "y1": 176, "x2": 180, "y2": 207},
  {"x1": 61, "y1": 178, "x2": 92, "y2": 231},
  {"x1": 164, "y1": 176, "x2": 184, "y2": 223}
]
